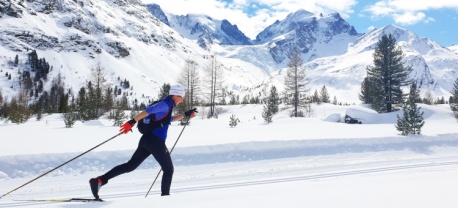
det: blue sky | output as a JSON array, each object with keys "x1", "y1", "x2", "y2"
[{"x1": 145, "y1": 0, "x2": 458, "y2": 47}]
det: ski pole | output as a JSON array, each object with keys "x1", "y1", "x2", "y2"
[
  {"x1": 0, "y1": 132, "x2": 122, "y2": 199},
  {"x1": 144, "y1": 118, "x2": 190, "y2": 198}
]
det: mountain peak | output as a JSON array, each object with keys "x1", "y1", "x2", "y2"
[
  {"x1": 253, "y1": 10, "x2": 360, "y2": 63},
  {"x1": 146, "y1": 3, "x2": 170, "y2": 26},
  {"x1": 286, "y1": 9, "x2": 315, "y2": 20},
  {"x1": 162, "y1": 12, "x2": 251, "y2": 49}
]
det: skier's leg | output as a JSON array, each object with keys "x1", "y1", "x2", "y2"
[
  {"x1": 99, "y1": 136, "x2": 151, "y2": 183},
  {"x1": 89, "y1": 136, "x2": 150, "y2": 199},
  {"x1": 145, "y1": 136, "x2": 174, "y2": 196}
]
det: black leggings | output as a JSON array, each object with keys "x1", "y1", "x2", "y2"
[{"x1": 99, "y1": 134, "x2": 174, "y2": 195}]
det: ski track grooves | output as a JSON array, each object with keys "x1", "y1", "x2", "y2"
[{"x1": 2, "y1": 160, "x2": 457, "y2": 207}]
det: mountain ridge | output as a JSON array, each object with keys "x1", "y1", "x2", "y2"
[{"x1": 1, "y1": 0, "x2": 457, "y2": 105}]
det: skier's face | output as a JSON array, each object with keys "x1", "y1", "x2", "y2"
[{"x1": 172, "y1": 95, "x2": 184, "y2": 105}]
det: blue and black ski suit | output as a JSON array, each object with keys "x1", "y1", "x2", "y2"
[{"x1": 99, "y1": 96, "x2": 175, "y2": 195}]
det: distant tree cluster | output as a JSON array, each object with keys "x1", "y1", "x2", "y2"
[
  {"x1": 1, "y1": 73, "x2": 68, "y2": 124},
  {"x1": 0, "y1": 61, "x2": 131, "y2": 126},
  {"x1": 311, "y1": 85, "x2": 330, "y2": 104},
  {"x1": 75, "y1": 64, "x2": 129, "y2": 123},
  {"x1": 28, "y1": 50, "x2": 51, "y2": 81}
]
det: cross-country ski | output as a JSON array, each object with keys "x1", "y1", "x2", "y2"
[{"x1": 13, "y1": 198, "x2": 104, "y2": 203}]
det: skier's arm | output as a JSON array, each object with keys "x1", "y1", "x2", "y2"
[
  {"x1": 171, "y1": 108, "x2": 198, "y2": 121},
  {"x1": 172, "y1": 114, "x2": 185, "y2": 122},
  {"x1": 133, "y1": 111, "x2": 149, "y2": 122}
]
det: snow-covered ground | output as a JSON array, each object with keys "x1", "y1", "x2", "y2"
[{"x1": 1, "y1": 103, "x2": 458, "y2": 207}]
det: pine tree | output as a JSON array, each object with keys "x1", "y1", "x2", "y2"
[
  {"x1": 108, "y1": 100, "x2": 127, "y2": 126},
  {"x1": 312, "y1": 89, "x2": 320, "y2": 104},
  {"x1": 364, "y1": 34, "x2": 412, "y2": 113},
  {"x1": 76, "y1": 87, "x2": 88, "y2": 120},
  {"x1": 14, "y1": 55, "x2": 19, "y2": 66},
  {"x1": 103, "y1": 88, "x2": 114, "y2": 112},
  {"x1": 268, "y1": 86, "x2": 280, "y2": 114},
  {"x1": 229, "y1": 114, "x2": 239, "y2": 127},
  {"x1": 395, "y1": 101, "x2": 425, "y2": 136},
  {"x1": 262, "y1": 104, "x2": 273, "y2": 123},
  {"x1": 158, "y1": 83, "x2": 170, "y2": 100},
  {"x1": 450, "y1": 78, "x2": 458, "y2": 119},
  {"x1": 62, "y1": 110, "x2": 79, "y2": 128},
  {"x1": 320, "y1": 85, "x2": 330, "y2": 103},
  {"x1": 422, "y1": 92, "x2": 434, "y2": 105},
  {"x1": 408, "y1": 82, "x2": 422, "y2": 103},
  {"x1": 262, "y1": 86, "x2": 280, "y2": 123},
  {"x1": 332, "y1": 96, "x2": 338, "y2": 105}
]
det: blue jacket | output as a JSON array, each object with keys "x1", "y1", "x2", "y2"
[{"x1": 145, "y1": 96, "x2": 175, "y2": 140}]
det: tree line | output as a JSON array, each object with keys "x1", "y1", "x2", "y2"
[
  {"x1": 2, "y1": 37, "x2": 457, "y2": 132},
  {"x1": 0, "y1": 55, "x2": 134, "y2": 126}
]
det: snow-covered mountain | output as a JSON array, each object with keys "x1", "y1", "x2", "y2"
[
  {"x1": 148, "y1": 3, "x2": 252, "y2": 50},
  {"x1": 145, "y1": 3, "x2": 170, "y2": 27},
  {"x1": 299, "y1": 24, "x2": 458, "y2": 100},
  {"x1": 0, "y1": 0, "x2": 270, "y2": 104},
  {"x1": 254, "y1": 10, "x2": 360, "y2": 64},
  {"x1": 1, "y1": 0, "x2": 457, "y2": 105}
]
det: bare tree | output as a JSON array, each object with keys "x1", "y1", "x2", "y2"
[
  {"x1": 178, "y1": 58, "x2": 200, "y2": 112},
  {"x1": 90, "y1": 63, "x2": 108, "y2": 117},
  {"x1": 203, "y1": 54, "x2": 224, "y2": 118},
  {"x1": 284, "y1": 47, "x2": 310, "y2": 117}
]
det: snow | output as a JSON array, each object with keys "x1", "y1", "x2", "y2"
[{"x1": 1, "y1": 103, "x2": 458, "y2": 207}]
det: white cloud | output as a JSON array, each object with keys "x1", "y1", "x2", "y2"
[
  {"x1": 393, "y1": 12, "x2": 426, "y2": 25},
  {"x1": 367, "y1": 26, "x2": 376, "y2": 32},
  {"x1": 365, "y1": 0, "x2": 458, "y2": 25}
]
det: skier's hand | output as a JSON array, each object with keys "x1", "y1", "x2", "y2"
[
  {"x1": 184, "y1": 108, "x2": 198, "y2": 118},
  {"x1": 120, "y1": 119, "x2": 136, "y2": 134}
]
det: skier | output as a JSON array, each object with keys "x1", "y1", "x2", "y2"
[{"x1": 89, "y1": 84, "x2": 197, "y2": 200}]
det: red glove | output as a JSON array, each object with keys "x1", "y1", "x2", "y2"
[{"x1": 120, "y1": 119, "x2": 136, "y2": 134}]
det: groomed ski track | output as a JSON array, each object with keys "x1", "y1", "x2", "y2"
[{"x1": 1, "y1": 147, "x2": 458, "y2": 207}]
